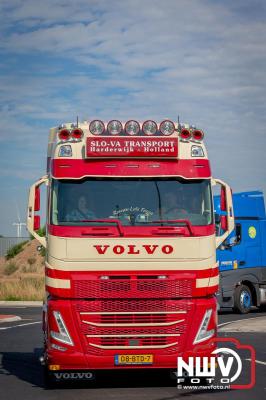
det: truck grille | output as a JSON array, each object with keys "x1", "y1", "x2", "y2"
[
  {"x1": 74, "y1": 299, "x2": 192, "y2": 355},
  {"x1": 73, "y1": 276, "x2": 193, "y2": 298}
]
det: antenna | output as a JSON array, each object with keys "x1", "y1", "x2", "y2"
[
  {"x1": 177, "y1": 115, "x2": 180, "y2": 129},
  {"x1": 77, "y1": 116, "x2": 79, "y2": 127}
]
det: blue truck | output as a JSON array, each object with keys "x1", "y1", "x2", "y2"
[{"x1": 214, "y1": 191, "x2": 266, "y2": 313}]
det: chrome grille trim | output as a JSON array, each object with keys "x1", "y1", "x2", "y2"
[
  {"x1": 89, "y1": 342, "x2": 179, "y2": 350},
  {"x1": 80, "y1": 311, "x2": 187, "y2": 315},
  {"x1": 81, "y1": 319, "x2": 185, "y2": 327},
  {"x1": 86, "y1": 333, "x2": 180, "y2": 337}
]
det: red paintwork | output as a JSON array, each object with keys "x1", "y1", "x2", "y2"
[
  {"x1": 45, "y1": 268, "x2": 219, "y2": 299},
  {"x1": 44, "y1": 139, "x2": 218, "y2": 375},
  {"x1": 44, "y1": 297, "x2": 217, "y2": 371},
  {"x1": 52, "y1": 159, "x2": 211, "y2": 178},
  {"x1": 86, "y1": 136, "x2": 178, "y2": 158},
  {"x1": 48, "y1": 223, "x2": 215, "y2": 238}
]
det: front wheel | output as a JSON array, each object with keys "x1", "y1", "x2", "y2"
[
  {"x1": 43, "y1": 367, "x2": 57, "y2": 389},
  {"x1": 233, "y1": 284, "x2": 252, "y2": 314}
]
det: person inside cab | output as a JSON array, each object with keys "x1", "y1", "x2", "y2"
[
  {"x1": 65, "y1": 195, "x2": 96, "y2": 222},
  {"x1": 159, "y1": 191, "x2": 188, "y2": 220}
]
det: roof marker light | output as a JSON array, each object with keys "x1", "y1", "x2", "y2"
[
  {"x1": 58, "y1": 145, "x2": 72, "y2": 157},
  {"x1": 191, "y1": 145, "x2": 204, "y2": 157},
  {"x1": 71, "y1": 128, "x2": 83, "y2": 139},
  {"x1": 125, "y1": 120, "x2": 140, "y2": 136},
  {"x1": 192, "y1": 129, "x2": 204, "y2": 141},
  {"x1": 58, "y1": 129, "x2": 71, "y2": 141},
  {"x1": 107, "y1": 120, "x2": 123, "y2": 135},
  {"x1": 159, "y1": 120, "x2": 175, "y2": 136},
  {"x1": 89, "y1": 120, "x2": 105, "y2": 135},
  {"x1": 142, "y1": 120, "x2": 157, "y2": 136},
  {"x1": 180, "y1": 128, "x2": 191, "y2": 140}
]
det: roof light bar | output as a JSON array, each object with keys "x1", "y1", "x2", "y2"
[
  {"x1": 142, "y1": 120, "x2": 157, "y2": 136},
  {"x1": 58, "y1": 129, "x2": 71, "y2": 141},
  {"x1": 159, "y1": 120, "x2": 175, "y2": 136},
  {"x1": 125, "y1": 120, "x2": 140, "y2": 136},
  {"x1": 89, "y1": 120, "x2": 105, "y2": 135},
  {"x1": 107, "y1": 120, "x2": 123, "y2": 135}
]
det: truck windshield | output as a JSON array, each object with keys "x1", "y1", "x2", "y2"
[{"x1": 51, "y1": 178, "x2": 213, "y2": 227}]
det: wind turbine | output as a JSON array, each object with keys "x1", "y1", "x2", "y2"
[{"x1": 12, "y1": 201, "x2": 26, "y2": 238}]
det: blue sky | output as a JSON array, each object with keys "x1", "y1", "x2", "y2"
[{"x1": 0, "y1": 0, "x2": 265, "y2": 236}]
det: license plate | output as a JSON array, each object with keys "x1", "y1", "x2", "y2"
[{"x1": 115, "y1": 354, "x2": 153, "y2": 365}]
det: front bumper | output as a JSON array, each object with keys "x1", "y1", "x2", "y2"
[{"x1": 44, "y1": 296, "x2": 217, "y2": 371}]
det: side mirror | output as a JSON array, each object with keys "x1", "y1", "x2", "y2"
[
  {"x1": 27, "y1": 176, "x2": 48, "y2": 248},
  {"x1": 220, "y1": 186, "x2": 227, "y2": 211},
  {"x1": 213, "y1": 178, "x2": 235, "y2": 249},
  {"x1": 34, "y1": 215, "x2": 40, "y2": 231},
  {"x1": 34, "y1": 186, "x2": 40, "y2": 211},
  {"x1": 220, "y1": 215, "x2": 228, "y2": 231}
]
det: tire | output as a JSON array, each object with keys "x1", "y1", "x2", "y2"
[
  {"x1": 259, "y1": 303, "x2": 266, "y2": 312},
  {"x1": 233, "y1": 284, "x2": 252, "y2": 314},
  {"x1": 43, "y1": 367, "x2": 57, "y2": 389}
]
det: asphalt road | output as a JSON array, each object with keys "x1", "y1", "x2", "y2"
[{"x1": 0, "y1": 305, "x2": 265, "y2": 400}]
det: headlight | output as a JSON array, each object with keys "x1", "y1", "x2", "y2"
[
  {"x1": 193, "y1": 309, "x2": 215, "y2": 344},
  {"x1": 50, "y1": 311, "x2": 74, "y2": 346},
  {"x1": 159, "y1": 120, "x2": 175, "y2": 136},
  {"x1": 125, "y1": 120, "x2": 140, "y2": 135},
  {"x1": 89, "y1": 120, "x2": 105, "y2": 135},
  {"x1": 142, "y1": 120, "x2": 157, "y2": 135},
  {"x1": 107, "y1": 120, "x2": 123, "y2": 135}
]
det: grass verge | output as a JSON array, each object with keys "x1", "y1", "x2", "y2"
[{"x1": 0, "y1": 277, "x2": 45, "y2": 301}]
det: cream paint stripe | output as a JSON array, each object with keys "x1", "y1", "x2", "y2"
[
  {"x1": 46, "y1": 276, "x2": 71, "y2": 289},
  {"x1": 196, "y1": 275, "x2": 219, "y2": 288}
]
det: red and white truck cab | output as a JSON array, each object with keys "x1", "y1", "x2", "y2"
[{"x1": 27, "y1": 119, "x2": 234, "y2": 383}]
